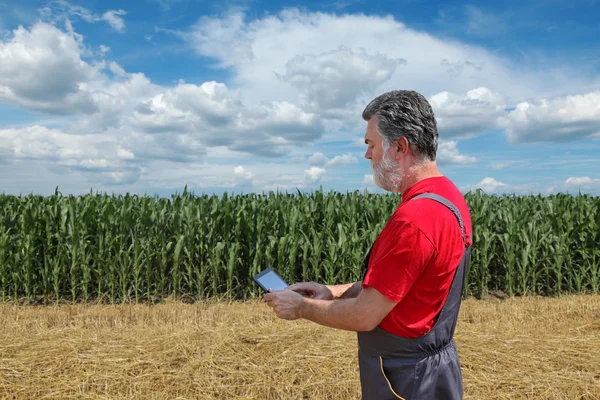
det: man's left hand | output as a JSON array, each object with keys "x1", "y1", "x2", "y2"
[{"x1": 264, "y1": 289, "x2": 305, "y2": 320}]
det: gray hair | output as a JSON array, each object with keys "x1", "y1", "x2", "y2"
[{"x1": 362, "y1": 90, "x2": 438, "y2": 162}]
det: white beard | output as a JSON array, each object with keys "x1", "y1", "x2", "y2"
[{"x1": 371, "y1": 149, "x2": 404, "y2": 192}]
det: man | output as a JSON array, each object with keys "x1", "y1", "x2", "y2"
[{"x1": 264, "y1": 90, "x2": 473, "y2": 399}]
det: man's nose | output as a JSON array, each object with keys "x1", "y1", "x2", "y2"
[{"x1": 365, "y1": 148, "x2": 372, "y2": 160}]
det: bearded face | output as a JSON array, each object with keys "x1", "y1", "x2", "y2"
[{"x1": 371, "y1": 141, "x2": 404, "y2": 192}]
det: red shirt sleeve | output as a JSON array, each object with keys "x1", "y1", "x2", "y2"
[{"x1": 362, "y1": 219, "x2": 437, "y2": 303}]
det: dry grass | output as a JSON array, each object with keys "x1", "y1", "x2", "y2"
[{"x1": 0, "y1": 295, "x2": 598, "y2": 399}]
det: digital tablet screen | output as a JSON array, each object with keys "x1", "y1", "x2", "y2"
[{"x1": 254, "y1": 268, "x2": 288, "y2": 292}]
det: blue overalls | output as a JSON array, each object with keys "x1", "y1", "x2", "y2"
[{"x1": 358, "y1": 193, "x2": 471, "y2": 400}]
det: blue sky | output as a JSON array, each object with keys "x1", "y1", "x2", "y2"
[{"x1": 0, "y1": 0, "x2": 599, "y2": 197}]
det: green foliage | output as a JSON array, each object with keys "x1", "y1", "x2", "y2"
[{"x1": 0, "y1": 188, "x2": 598, "y2": 302}]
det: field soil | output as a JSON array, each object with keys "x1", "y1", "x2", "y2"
[{"x1": 0, "y1": 295, "x2": 599, "y2": 399}]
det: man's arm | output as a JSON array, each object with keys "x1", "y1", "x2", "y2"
[{"x1": 265, "y1": 285, "x2": 397, "y2": 332}]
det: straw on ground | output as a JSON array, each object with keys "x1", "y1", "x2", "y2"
[{"x1": 0, "y1": 295, "x2": 599, "y2": 399}]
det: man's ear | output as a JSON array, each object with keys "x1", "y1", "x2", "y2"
[{"x1": 396, "y1": 137, "x2": 409, "y2": 156}]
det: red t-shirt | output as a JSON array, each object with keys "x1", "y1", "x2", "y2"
[{"x1": 362, "y1": 176, "x2": 473, "y2": 338}]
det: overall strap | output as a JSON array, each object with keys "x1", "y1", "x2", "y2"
[{"x1": 410, "y1": 193, "x2": 467, "y2": 247}]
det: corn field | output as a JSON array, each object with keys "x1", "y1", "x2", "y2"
[{"x1": 0, "y1": 188, "x2": 598, "y2": 303}]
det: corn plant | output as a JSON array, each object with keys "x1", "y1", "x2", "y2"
[{"x1": 0, "y1": 187, "x2": 597, "y2": 303}]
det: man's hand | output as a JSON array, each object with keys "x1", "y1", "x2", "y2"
[
  {"x1": 286, "y1": 282, "x2": 333, "y2": 300},
  {"x1": 264, "y1": 289, "x2": 305, "y2": 320}
]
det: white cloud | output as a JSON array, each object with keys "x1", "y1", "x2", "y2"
[
  {"x1": 466, "y1": 176, "x2": 600, "y2": 196},
  {"x1": 305, "y1": 167, "x2": 326, "y2": 182},
  {"x1": 478, "y1": 177, "x2": 507, "y2": 192},
  {"x1": 327, "y1": 153, "x2": 358, "y2": 167},
  {"x1": 139, "y1": 160, "x2": 319, "y2": 194},
  {"x1": 429, "y1": 87, "x2": 505, "y2": 138},
  {"x1": 309, "y1": 152, "x2": 329, "y2": 166},
  {"x1": 436, "y1": 140, "x2": 478, "y2": 165},
  {"x1": 187, "y1": 13, "x2": 253, "y2": 69},
  {"x1": 44, "y1": 1, "x2": 127, "y2": 33},
  {"x1": 57, "y1": 72, "x2": 160, "y2": 145},
  {"x1": 549, "y1": 176, "x2": 600, "y2": 194},
  {"x1": 461, "y1": 177, "x2": 551, "y2": 195},
  {"x1": 308, "y1": 152, "x2": 358, "y2": 167},
  {"x1": 276, "y1": 46, "x2": 403, "y2": 113},
  {"x1": 363, "y1": 174, "x2": 374, "y2": 185},
  {"x1": 105, "y1": 170, "x2": 139, "y2": 185},
  {"x1": 463, "y1": 177, "x2": 508, "y2": 194},
  {"x1": 99, "y1": 45, "x2": 110, "y2": 55},
  {"x1": 565, "y1": 176, "x2": 600, "y2": 186},
  {"x1": 0, "y1": 125, "x2": 141, "y2": 184},
  {"x1": 101, "y1": 10, "x2": 127, "y2": 33},
  {"x1": 186, "y1": 9, "x2": 599, "y2": 108},
  {"x1": 184, "y1": 9, "x2": 600, "y2": 147},
  {"x1": 0, "y1": 22, "x2": 99, "y2": 114},
  {"x1": 234, "y1": 165, "x2": 254, "y2": 181},
  {"x1": 499, "y1": 91, "x2": 600, "y2": 143},
  {"x1": 129, "y1": 81, "x2": 323, "y2": 156},
  {"x1": 130, "y1": 81, "x2": 242, "y2": 134},
  {"x1": 0, "y1": 22, "x2": 325, "y2": 166},
  {"x1": 117, "y1": 146, "x2": 135, "y2": 160},
  {"x1": 232, "y1": 165, "x2": 255, "y2": 190},
  {"x1": 108, "y1": 61, "x2": 126, "y2": 76}
]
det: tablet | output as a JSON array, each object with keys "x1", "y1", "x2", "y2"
[{"x1": 253, "y1": 268, "x2": 288, "y2": 293}]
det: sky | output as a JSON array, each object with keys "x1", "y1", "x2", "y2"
[{"x1": 0, "y1": 0, "x2": 599, "y2": 197}]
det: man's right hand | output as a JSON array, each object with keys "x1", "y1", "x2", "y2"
[{"x1": 286, "y1": 282, "x2": 333, "y2": 300}]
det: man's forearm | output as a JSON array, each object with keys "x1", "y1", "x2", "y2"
[
  {"x1": 299, "y1": 297, "x2": 372, "y2": 332},
  {"x1": 326, "y1": 281, "x2": 362, "y2": 299}
]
